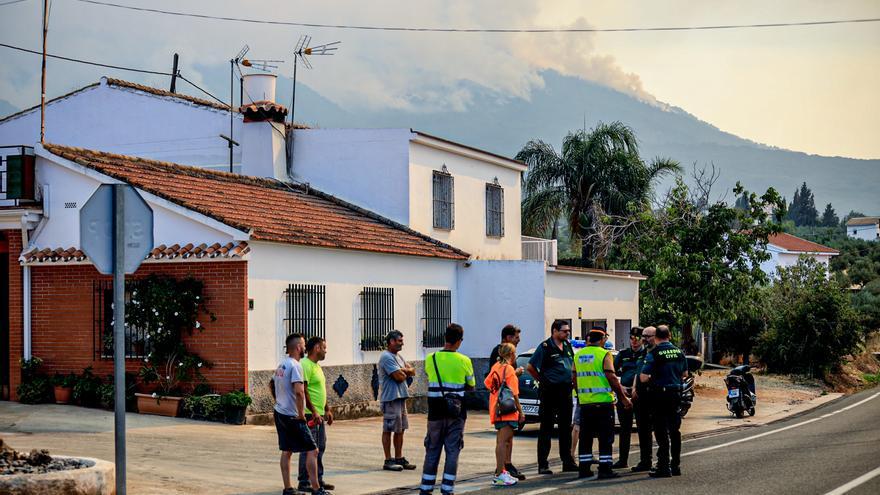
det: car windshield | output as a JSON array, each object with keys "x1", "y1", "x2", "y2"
[{"x1": 516, "y1": 355, "x2": 531, "y2": 369}]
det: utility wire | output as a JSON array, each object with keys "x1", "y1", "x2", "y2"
[
  {"x1": 176, "y1": 74, "x2": 229, "y2": 106},
  {"x1": 74, "y1": 0, "x2": 880, "y2": 33},
  {"x1": 0, "y1": 41, "x2": 173, "y2": 75}
]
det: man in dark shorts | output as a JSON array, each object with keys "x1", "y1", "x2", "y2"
[{"x1": 271, "y1": 333, "x2": 329, "y2": 495}]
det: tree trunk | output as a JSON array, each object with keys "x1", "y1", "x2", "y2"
[
  {"x1": 681, "y1": 320, "x2": 698, "y2": 355},
  {"x1": 580, "y1": 236, "x2": 593, "y2": 267}
]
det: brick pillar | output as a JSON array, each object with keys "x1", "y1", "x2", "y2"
[{"x1": 5, "y1": 229, "x2": 23, "y2": 400}]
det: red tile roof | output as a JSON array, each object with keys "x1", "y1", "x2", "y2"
[
  {"x1": 768, "y1": 233, "x2": 839, "y2": 254},
  {"x1": 846, "y1": 217, "x2": 879, "y2": 226},
  {"x1": 43, "y1": 144, "x2": 469, "y2": 261},
  {"x1": 22, "y1": 242, "x2": 249, "y2": 263}
]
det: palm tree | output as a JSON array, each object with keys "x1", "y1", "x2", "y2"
[{"x1": 517, "y1": 122, "x2": 680, "y2": 267}]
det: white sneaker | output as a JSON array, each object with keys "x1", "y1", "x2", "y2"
[{"x1": 492, "y1": 471, "x2": 518, "y2": 486}]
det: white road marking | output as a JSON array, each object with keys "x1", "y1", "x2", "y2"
[
  {"x1": 682, "y1": 392, "x2": 879, "y2": 457},
  {"x1": 518, "y1": 488, "x2": 558, "y2": 495},
  {"x1": 822, "y1": 465, "x2": 880, "y2": 495},
  {"x1": 565, "y1": 476, "x2": 595, "y2": 485}
]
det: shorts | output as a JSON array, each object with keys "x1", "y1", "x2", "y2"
[
  {"x1": 572, "y1": 397, "x2": 581, "y2": 427},
  {"x1": 274, "y1": 410, "x2": 318, "y2": 453},
  {"x1": 494, "y1": 420, "x2": 519, "y2": 430},
  {"x1": 382, "y1": 398, "x2": 409, "y2": 433}
]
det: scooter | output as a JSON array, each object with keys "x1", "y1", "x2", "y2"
[
  {"x1": 679, "y1": 355, "x2": 703, "y2": 418},
  {"x1": 724, "y1": 365, "x2": 757, "y2": 418}
]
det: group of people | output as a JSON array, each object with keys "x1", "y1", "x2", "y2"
[{"x1": 268, "y1": 319, "x2": 687, "y2": 495}]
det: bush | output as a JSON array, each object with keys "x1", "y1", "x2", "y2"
[
  {"x1": 16, "y1": 357, "x2": 52, "y2": 404},
  {"x1": 183, "y1": 394, "x2": 223, "y2": 421},
  {"x1": 754, "y1": 258, "x2": 865, "y2": 377},
  {"x1": 220, "y1": 390, "x2": 252, "y2": 409},
  {"x1": 52, "y1": 373, "x2": 78, "y2": 388},
  {"x1": 72, "y1": 367, "x2": 103, "y2": 407},
  {"x1": 97, "y1": 373, "x2": 139, "y2": 411}
]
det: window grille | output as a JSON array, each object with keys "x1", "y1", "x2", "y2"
[
  {"x1": 486, "y1": 183, "x2": 504, "y2": 237},
  {"x1": 93, "y1": 280, "x2": 150, "y2": 359},
  {"x1": 422, "y1": 289, "x2": 452, "y2": 348},
  {"x1": 360, "y1": 287, "x2": 394, "y2": 351},
  {"x1": 283, "y1": 284, "x2": 326, "y2": 341},
  {"x1": 432, "y1": 170, "x2": 454, "y2": 229}
]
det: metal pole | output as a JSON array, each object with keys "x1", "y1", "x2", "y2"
[
  {"x1": 290, "y1": 56, "x2": 297, "y2": 125},
  {"x1": 39, "y1": 0, "x2": 49, "y2": 143},
  {"x1": 169, "y1": 53, "x2": 179, "y2": 93},
  {"x1": 113, "y1": 184, "x2": 127, "y2": 495},
  {"x1": 229, "y1": 59, "x2": 234, "y2": 173}
]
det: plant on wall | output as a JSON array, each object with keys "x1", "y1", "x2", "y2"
[{"x1": 121, "y1": 275, "x2": 215, "y2": 398}]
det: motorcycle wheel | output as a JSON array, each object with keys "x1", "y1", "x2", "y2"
[
  {"x1": 748, "y1": 407, "x2": 756, "y2": 416},
  {"x1": 735, "y1": 409, "x2": 744, "y2": 419}
]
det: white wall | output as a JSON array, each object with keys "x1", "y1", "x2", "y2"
[
  {"x1": 0, "y1": 79, "x2": 241, "y2": 168},
  {"x1": 848, "y1": 224, "x2": 879, "y2": 242},
  {"x1": 290, "y1": 128, "x2": 412, "y2": 224},
  {"x1": 544, "y1": 270, "x2": 641, "y2": 349},
  {"x1": 760, "y1": 247, "x2": 834, "y2": 279},
  {"x1": 409, "y1": 141, "x2": 523, "y2": 260},
  {"x1": 247, "y1": 241, "x2": 459, "y2": 370},
  {"x1": 455, "y1": 260, "x2": 546, "y2": 358}
]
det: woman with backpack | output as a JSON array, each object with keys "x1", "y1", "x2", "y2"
[{"x1": 484, "y1": 342, "x2": 526, "y2": 486}]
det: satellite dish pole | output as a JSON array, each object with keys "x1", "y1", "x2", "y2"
[
  {"x1": 290, "y1": 36, "x2": 340, "y2": 125},
  {"x1": 220, "y1": 45, "x2": 249, "y2": 173}
]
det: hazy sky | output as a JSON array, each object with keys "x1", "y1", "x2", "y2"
[{"x1": 1, "y1": 0, "x2": 878, "y2": 158}]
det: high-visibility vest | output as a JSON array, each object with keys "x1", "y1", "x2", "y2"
[{"x1": 574, "y1": 346, "x2": 613, "y2": 405}]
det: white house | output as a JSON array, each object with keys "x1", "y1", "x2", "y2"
[
  {"x1": 846, "y1": 217, "x2": 879, "y2": 242},
  {"x1": 760, "y1": 232, "x2": 839, "y2": 279}
]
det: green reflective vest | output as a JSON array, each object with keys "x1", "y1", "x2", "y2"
[{"x1": 574, "y1": 346, "x2": 613, "y2": 405}]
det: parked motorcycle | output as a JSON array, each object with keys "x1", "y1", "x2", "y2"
[
  {"x1": 679, "y1": 355, "x2": 703, "y2": 418},
  {"x1": 724, "y1": 365, "x2": 757, "y2": 418}
]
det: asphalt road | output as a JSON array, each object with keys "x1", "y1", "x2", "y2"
[{"x1": 456, "y1": 388, "x2": 880, "y2": 495}]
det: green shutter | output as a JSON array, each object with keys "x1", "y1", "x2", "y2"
[{"x1": 5, "y1": 154, "x2": 35, "y2": 200}]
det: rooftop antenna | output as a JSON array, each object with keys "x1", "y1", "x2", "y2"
[
  {"x1": 290, "y1": 36, "x2": 340, "y2": 125},
  {"x1": 241, "y1": 58, "x2": 283, "y2": 73},
  {"x1": 220, "y1": 45, "x2": 249, "y2": 173}
]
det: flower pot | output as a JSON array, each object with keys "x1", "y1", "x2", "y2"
[
  {"x1": 135, "y1": 393, "x2": 182, "y2": 417},
  {"x1": 53, "y1": 385, "x2": 73, "y2": 404},
  {"x1": 224, "y1": 406, "x2": 247, "y2": 425}
]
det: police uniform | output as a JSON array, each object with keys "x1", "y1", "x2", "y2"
[
  {"x1": 613, "y1": 345, "x2": 645, "y2": 467},
  {"x1": 528, "y1": 337, "x2": 576, "y2": 470},
  {"x1": 632, "y1": 346, "x2": 655, "y2": 470},
  {"x1": 641, "y1": 341, "x2": 687, "y2": 476},
  {"x1": 574, "y1": 343, "x2": 616, "y2": 477}
]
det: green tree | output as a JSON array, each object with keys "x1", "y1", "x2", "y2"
[
  {"x1": 714, "y1": 286, "x2": 770, "y2": 364},
  {"x1": 734, "y1": 190, "x2": 750, "y2": 211},
  {"x1": 841, "y1": 210, "x2": 867, "y2": 228},
  {"x1": 820, "y1": 203, "x2": 839, "y2": 227},
  {"x1": 610, "y1": 178, "x2": 784, "y2": 354},
  {"x1": 786, "y1": 182, "x2": 819, "y2": 226},
  {"x1": 755, "y1": 258, "x2": 865, "y2": 377},
  {"x1": 517, "y1": 122, "x2": 681, "y2": 266},
  {"x1": 852, "y1": 279, "x2": 880, "y2": 331}
]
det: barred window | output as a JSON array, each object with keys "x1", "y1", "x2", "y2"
[
  {"x1": 432, "y1": 170, "x2": 454, "y2": 229},
  {"x1": 360, "y1": 287, "x2": 394, "y2": 351},
  {"x1": 283, "y1": 284, "x2": 326, "y2": 341},
  {"x1": 94, "y1": 280, "x2": 149, "y2": 359},
  {"x1": 422, "y1": 289, "x2": 452, "y2": 348},
  {"x1": 486, "y1": 183, "x2": 504, "y2": 237}
]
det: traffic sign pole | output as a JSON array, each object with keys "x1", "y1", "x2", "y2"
[{"x1": 113, "y1": 184, "x2": 127, "y2": 495}]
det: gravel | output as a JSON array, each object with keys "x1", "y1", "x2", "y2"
[{"x1": 0, "y1": 439, "x2": 89, "y2": 476}]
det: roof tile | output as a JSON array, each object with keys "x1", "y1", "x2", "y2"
[{"x1": 768, "y1": 233, "x2": 839, "y2": 254}]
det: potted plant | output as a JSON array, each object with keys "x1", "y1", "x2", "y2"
[
  {"x1": 220, "y1": 390, "x2": 252, "y2": 425},
  {"x1": 136, "y1": 346, "x2": 206, "y2": 417},
  {"x1": 72, "y1": 367, "x2": 103, "y2": 408},
  {"x1": 16, "y1": 357, "x2": 52, "y2": 404},
  {"x1": 51, "y1": 373, "x2": 77, "y2": 404}
]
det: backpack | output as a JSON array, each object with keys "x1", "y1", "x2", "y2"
[{"x1": 492, "y1": 365, "x2": 518, "y2": 416}]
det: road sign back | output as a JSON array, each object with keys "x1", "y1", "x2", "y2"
[{"x1": 80, "y1": 184, "x2": 153, "y2": 274}]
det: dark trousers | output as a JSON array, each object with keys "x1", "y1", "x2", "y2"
[
  {"x1": 634, "y1": 393, "x2": 654, "y2": 467},
  {"x1": 297, "y1": 417, "x2": 326, "y2": 485},
  {"x1": 537, "y1": 383, "x2": 575, "y2": 468},
  {"x1": 615, "y1": 396, "x2": 635, "y2": 465},
  {"x1": 420, "y1": 417, "x2": 465, "y2": 494},
  {"x1": 652, "y1": 391, "x2": 682, "y2": 470},
  {"x1": 578, "y1": 403, "x2": 615, "y2": 472}
]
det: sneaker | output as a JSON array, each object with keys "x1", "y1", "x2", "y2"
[
  {"x1": 282, "y1": 488, "x2": 297, "y2": 495},
  {"x1": 671, "y1": 467, "x2": 681, "y2": 476},
  {"x1": 313, "y1": 489, "x2": 331, "y2": 495},
  {"x1": 631, "y1": 463, "x2": 652, "y2": 472},
  {"x1": 612, "y1": 460, "x2": 628, "y2": 469},
  {"x1": 505, "y1": 463, "x2": 526, "y2": 481},
  {"x1": 492, "y1": 471, "x2": 518, "y2": 486},
  {"x1": 538, "y1": 466, "x2": 553, "y2": 475},
  {"x1": 395, "y1": 457, "x2": 417, "y2": 470},
  {"x1": 383, "y1": 459, "x2": 404, "y2": 471}
]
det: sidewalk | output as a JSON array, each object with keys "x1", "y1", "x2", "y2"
[{"x1": 0, "y1": 371, "x2": 838, "y2": 495}]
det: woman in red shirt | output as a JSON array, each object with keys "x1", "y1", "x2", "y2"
[{"x1": 484, "y1": 342, "x2": 525, "y2": 486}]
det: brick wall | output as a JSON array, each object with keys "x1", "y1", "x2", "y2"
[
  {"x1": 4, "y1": 229, "x2": 23, "y2": 400},
  {"x1": 21, "y1": 260, "x2": 248, "y2": 395}
]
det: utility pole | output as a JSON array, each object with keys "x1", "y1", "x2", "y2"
[{"x1": 39, "y1": 0, "x2": 49, "y2": 143}]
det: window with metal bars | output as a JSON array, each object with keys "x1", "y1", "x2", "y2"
[
  {"x1": 360, "y1": 287, "x2": 394, "y2": 351},
  {"x1": 422, "y1": 289, "x2": 451, "y2": 348},
  {"x1": 93, "y1": 280, "x2": 150, "y2": 359},
  {"x1": 283, "y1": 284, "x2": 326, "y2": 341},
  {"x1": 486, "y1": 183, "x2": 504, "y2": 237},
  {"x1": 432, "y1": 170, "x2": 454, "y2": 229}
]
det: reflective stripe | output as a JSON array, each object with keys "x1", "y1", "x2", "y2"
[
  {"x1": 422, "y1": 474, "x2": 437, "y2": 481},
  {"x1": 577, "y1": 371, "x2": 604, "y2": 377},
  {"x1": 428, "y1": 382, "x2": 466, "y2": 389},
  {"x1": 427, "y1": 391, "x2": 465, "y2": 397},
  {"x1": 578, "y1": 387, "x2": 613, "y2": 394},
  {"x1": 443, "y1": 473, "x2": 456, "y2": 481},
  {"x1": 441, "y1": 484, "x2": 455, "y2": 491},
  {"x1": 420, "y1": 484, "x2": 434, "y2": 491}
]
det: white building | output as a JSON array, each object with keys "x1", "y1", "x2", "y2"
[
  {"x1": 760, "y1": 232, "x2": 839, "y2": 279},
  {"x1": 846, "y1": 217, "x2": 879, "y2": 242}
]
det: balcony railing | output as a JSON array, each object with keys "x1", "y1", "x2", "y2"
[{"x1": 522, "y1": 235, "x2": 558, "y2": 266}]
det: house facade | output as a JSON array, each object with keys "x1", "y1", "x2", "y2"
[
  {"x1": 760, "y1": 232, "x2": 839, "y2": 279},
  {"x1": 846, "y1": 217, "x2": 879, "y2": 242}
]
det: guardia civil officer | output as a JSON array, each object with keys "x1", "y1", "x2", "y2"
[
  {"x1": 639, "y1": 324, "x2": 687, "y2": 478},
  {"x1": 572, "y1": 327, "x2": 632, "y2": 480},
  {"x1": 630, "y1": 326, "x2": 656, "y2": 472},
  {"x1": 612, "y1": 326, "x2": 645, "y2": 469}
]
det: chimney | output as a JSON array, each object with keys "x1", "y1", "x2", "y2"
[{"x1": 239, "y1": 74, "x2": 289, "y2": 181}]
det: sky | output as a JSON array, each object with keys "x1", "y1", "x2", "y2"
[{"x1": 1, "y1": 0, "x2": 878, "y2": 159}]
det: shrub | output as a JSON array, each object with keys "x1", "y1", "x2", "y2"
[
  {"x1": 52, "y1": 373, "x2": 78, "y2": 388},
  {"x1": 16, "y1": 357, "x2": 52, "y2": 404},
  {"x1": 183, "y1": 394, "x2": 223, "y2": 421},
  {"x1": 72, "y1": 367, "x2": 103, "y2": 407},
  {"x1": 220, "y1": 390, "x2": 253, "y2": 409}
]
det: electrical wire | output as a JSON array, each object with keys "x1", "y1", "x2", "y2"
[
  {"x1": 175, "y1": 74, "x2": 229, "y2": 107},
  {"x1": 0, "y1": 41, "x2": 173, "y2": 75},
  {"x1": 74, "y1": 0, "x2": 880, "y2": 34}
]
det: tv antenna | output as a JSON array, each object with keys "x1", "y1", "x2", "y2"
[
  {"x1": 290, "y1": 36, "x2": 340, "y2": 124},
  {"x1": 241, "y1": 58, "x2": 284, "y2": 73},
  {"x1": 219, "y1": 45, "x2": 250, "y2": 172}
]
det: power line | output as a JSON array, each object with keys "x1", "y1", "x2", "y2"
[
  {"x1": 176, "y1": 74, "x2": 228, "y2": 106},
  {"x1": 0, "y1": 41, "x2": 173, "y2": 75},
  {"x1": 74, "y1": 0, "x2": 880, "y2": 34}
]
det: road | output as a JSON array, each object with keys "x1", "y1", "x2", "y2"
[{"x1": 449, "y1": 388, "x2": 880, "y2": 495}]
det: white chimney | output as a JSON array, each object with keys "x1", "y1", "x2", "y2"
[{"x1": 239, "y1": 74, "x2": 288, "y2": 181}]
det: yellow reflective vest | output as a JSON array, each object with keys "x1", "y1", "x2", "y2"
[{"x1": 574, "y1": 346, "x2": 614, "y2": 405}]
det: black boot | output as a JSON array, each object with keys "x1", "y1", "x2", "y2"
[
  {"x1": 597, "y1": 466, "x2": 620, "y2": 479},
  {"x1": 578, "y1": 463, "x2": 594, "y2": 479}
]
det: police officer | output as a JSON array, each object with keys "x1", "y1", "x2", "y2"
[
  {"x1": 639, "y1": 325, "x2": 687, "y2": 478},
  {"x1": 526, "y1": 319, "x2": 578, "y2": 474},
  {"x1": 630, "y1": 326, "x2": 656, "y2": 473},
  {"x1": 572, "y1": 327, "x2": 632, "y2": 480},
  {"x1": 612, "y1": 326, "x2": 645, "y2": 469}
]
